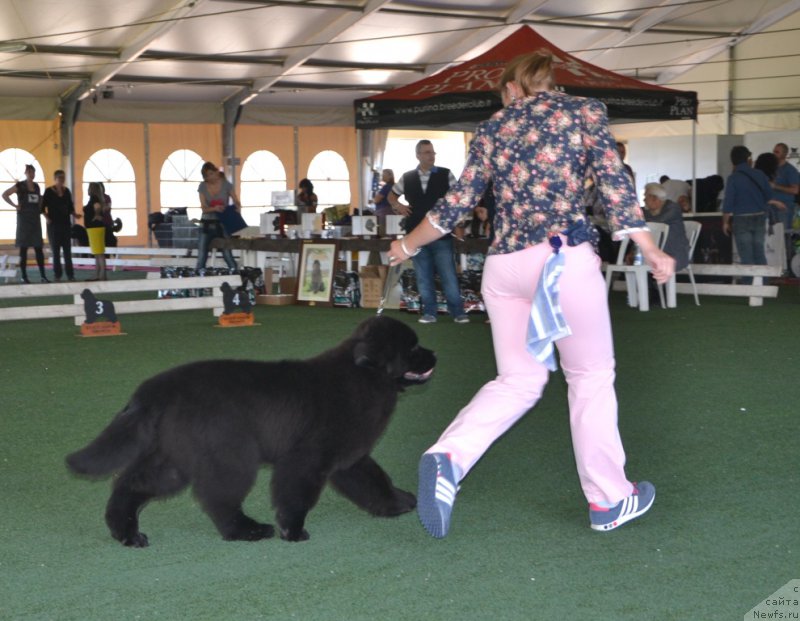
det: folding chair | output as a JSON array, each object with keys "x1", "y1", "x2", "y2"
[
  {"x1": 604, "y1": 222, "x2": 669, "y2": 311},
  {"x1": 657, "y1": 220, "x2": 702, "y2": 306}
]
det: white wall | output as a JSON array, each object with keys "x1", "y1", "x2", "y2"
[
  {"x1": 744, "y1": 130, "x2": 800, "y2": 162},
  {"x1": 626, "y1": 135, "x2": 735, "y2": 202}
]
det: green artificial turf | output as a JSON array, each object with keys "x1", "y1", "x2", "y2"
[{"x1": 1, "y1": 287, "x2": 798, "y2": 620}]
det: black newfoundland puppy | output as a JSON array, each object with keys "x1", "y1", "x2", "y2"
[{"x1": 66, "y1": 316, "x2": 435, "y2": 547}]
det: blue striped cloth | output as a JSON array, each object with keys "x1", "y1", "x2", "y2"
[{"x1": 526, "y1": 236, "x2": 572, "y2": 371}]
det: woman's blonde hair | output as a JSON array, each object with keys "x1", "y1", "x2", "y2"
[{"x1": 498, "y1": 50, "x2": 556, "y2": 96}]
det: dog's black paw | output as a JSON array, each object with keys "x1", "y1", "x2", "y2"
[
  {"x1": 243, "y1": 523, "x2": 275, "y2": 541},
  {"x1": 395, "y1": 488, "x2": 417, "y2": 513},
  {"x1": 371, "y1": 488, "x2": 417, "y2": 517},
  {"x1": 121, "y1": 532, "x2": 149, "y2": 548},
  {"x1": 280, "y1": 527, "x2": 310, "y2": 542},
  {"x1": 224, "y1": 522, "x2": 275, "y2": 542}
]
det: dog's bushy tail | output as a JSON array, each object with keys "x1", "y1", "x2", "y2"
[{"x1": 65, "y1": 404, "x2": 149, "y2": 476}]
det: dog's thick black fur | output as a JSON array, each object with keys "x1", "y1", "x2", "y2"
[{"x1": 66, "y1": 316, "x2": 436, "y2": 547}]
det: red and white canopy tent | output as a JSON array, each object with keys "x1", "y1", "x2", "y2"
[
  {"x1": 355, "y1": 26, "x2": 697, "y2": 130},
  {"x1": 354, "y1": 26, "x2": 698, "y2": 208}
]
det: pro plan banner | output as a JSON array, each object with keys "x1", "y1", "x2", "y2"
[{"x1": 355, "y1": 26, "x2": 697, "y2": 129}]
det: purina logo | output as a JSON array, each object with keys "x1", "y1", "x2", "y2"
[{"x1": 358, "y1": 102, "x2": 378, "y2": 119}]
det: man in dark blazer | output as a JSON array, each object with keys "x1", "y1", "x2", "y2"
[{"x1": 389, "y1": 140, "x2": 468, "y2": 324}]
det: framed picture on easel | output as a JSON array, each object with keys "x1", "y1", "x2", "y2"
[{"x1": 296, "y1": 241, "x2": 338, "y2": 305}]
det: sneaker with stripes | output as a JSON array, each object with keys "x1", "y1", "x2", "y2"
[
  {"x1": 417, "y1": 452, "x2": 458, "y2": 538},
  {"x1": 589, "y1": 481, "x2": 655, "y2": 531}
]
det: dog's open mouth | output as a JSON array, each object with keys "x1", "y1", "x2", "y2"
[{"x1": 403, "y1": 367, "x2": 434, "y2": 382}]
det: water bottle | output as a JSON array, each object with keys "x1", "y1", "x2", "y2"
[{"x1": 633, "y1": 245, "x2": 643, "y2": 265}]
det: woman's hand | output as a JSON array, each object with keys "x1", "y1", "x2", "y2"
[
  {"x1": 387, "y1": 218, "x2": 444, "y2": 266},
  {"x1": 643, "y1": 246, "x2": 675, "y2": 284},
  {"x1": 388, "y1": 239, "x2": 414, "y2": 266},
  {"x1": 629, "y1": 229, "x2": 675, "y2": 284}
]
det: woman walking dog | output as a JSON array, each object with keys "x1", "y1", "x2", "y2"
[{"x1": 389, "y1": 51, "x2": 674, "y2": 538}]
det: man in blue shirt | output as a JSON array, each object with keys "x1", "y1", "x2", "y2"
[
  {"x1": 721, "y1": 146, "x2": 771, "y2": 279},
  {"x1": 772, "y1": 143, "x2": 800, "y2": 226},
  {"x1": 772, "y1": 142, "x2": 800, "y2": 270}
]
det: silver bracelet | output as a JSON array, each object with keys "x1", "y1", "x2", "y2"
[{"x1": 400, "y1": 239, "x2": 420, "y2": 258}]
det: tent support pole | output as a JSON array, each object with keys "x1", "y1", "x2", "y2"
[
  {"x1": 58, "y1": 94, "x2": 81, "y2": 193},
  {"x1": 727, "y1": 46, "x2": 735, "y2": 134},
  {"x1": 692, "y1": 120, "x2": 697, "y2": 213},
  {"x1": 356, "y1": 130, "x2": 364, "y2": 215},
  {"x1": 223, "y1": 94, "x2": 247, "y2": 185},
  {"x1": 143, "y1": 123, "x2": 152, "y2": 246}
]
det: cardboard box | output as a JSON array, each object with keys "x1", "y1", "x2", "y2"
[
  {"x1": 257, "y1": 294, "x2": 295, "y2": 306},
  {"x1": 361, "y1": 265, "x2": 388, "y2": 279},
  {"x1": 262, "y1": 267, "x2": 274, "y2": 294},
  {"x1": 359, "y1": 265, "x2": 387, "y2": 308},
  {"x1": 279, "y1": 276, "x2": 297, "y2": 295}
]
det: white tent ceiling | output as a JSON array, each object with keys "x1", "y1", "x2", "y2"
[{"x1": 1, "y1": 0, "x2": 799, "y2": 123}]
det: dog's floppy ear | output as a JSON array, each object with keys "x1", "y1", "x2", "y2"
[
  {"x1": 353, "y1": 341, "x2": 376, "y2": 368},
  {"x1": 353, "y1": 340, "x2": 397, "y2": 376},
  {"x1": 351, "y1": 317, "x2": 405, "y2": 376}
]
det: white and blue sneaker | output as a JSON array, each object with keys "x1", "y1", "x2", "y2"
[
  {"x1": 418, "y1": 452, "x2": 458, "y2": 538},
  {"x1": 590, "y1": 481, "x2": 655, "y2": 531}
]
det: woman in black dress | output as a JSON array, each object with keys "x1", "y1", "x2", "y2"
[{"x1": 2, "y1": 164, "x2": 48, "y2": 283}]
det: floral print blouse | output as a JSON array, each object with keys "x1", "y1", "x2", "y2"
[{"x1": 427, "y1": 90, "x2": 646, "y2": 255}]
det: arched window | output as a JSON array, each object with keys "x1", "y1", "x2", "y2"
[
  {"x1": 240, "y1": 150, "x2": 287, "y2": 224},
  {"x1": 307, "y1": 150, "x2": 350, "y2": 209},
  {"x1": 83, "y1": 148, "x2": 137, "y2": 236},
  {"x1": 160, "y1": 149, "x2": 204, "y2": 221},
  {"x1": 0, "y1": 148, "x2": 45, "y2": 241}
]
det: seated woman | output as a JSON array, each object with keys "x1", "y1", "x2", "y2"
[
  {"x1": 643, "y1": 182, "x2": 690, "y2": 271},
  {"x1": 196, "y1": 161, "x2": 238, "y2": 271}
]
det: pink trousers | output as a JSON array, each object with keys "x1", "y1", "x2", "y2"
[{"x1": 428, "y1": 241, "x2": 634, "y2": 505}]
